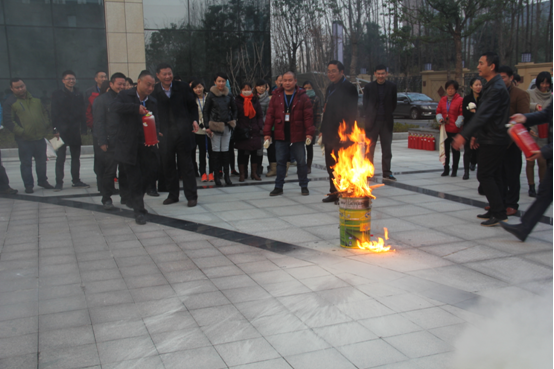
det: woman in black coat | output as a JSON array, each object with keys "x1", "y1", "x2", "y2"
[
  {"x1": 204, "y1": 72, "x2": 237, "y2": 186},
  {"x1": 235, "y1": 82, "x2": 264, "y2": 182},
  {"x1": 302, "y1": 80, "x2": 321, "y2": 174},
  {"x1": 461, "y1": 77, "x2": 483, "y2": 180}
]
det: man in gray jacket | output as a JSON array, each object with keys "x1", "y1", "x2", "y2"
[
  {"x1": 93, "y1": 72, "x2": 126, "y2": 209},
  {"x1": 452, "y1": 52, "x2": 510, "y2": 227}
]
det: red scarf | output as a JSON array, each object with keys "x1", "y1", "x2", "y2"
[{"x1": 241, "y1": 94, "x2": 256, "y2": 119}]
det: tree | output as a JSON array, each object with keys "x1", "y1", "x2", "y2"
[{"x1": 397, "y1": 0, "x2": 491, "y2": 82}]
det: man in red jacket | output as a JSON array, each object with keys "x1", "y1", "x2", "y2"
[{"x1": 264, "y1": 71, "x2": 314, "y2": 196}]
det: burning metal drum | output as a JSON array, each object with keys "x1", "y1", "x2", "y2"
[{"x1": 339, "y1": 197, "x2": 372, "y2": 248}]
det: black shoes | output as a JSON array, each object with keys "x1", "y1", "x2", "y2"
[
  {"x1": 462, "y1": 170, "x2": 469, "y2": 180},
  {"x1": 163, "y1": 197, "x2": 178, "y2": 205},
  {"x1": 146, "y1": 189, "x2": 159, "y2": 197},
  {"x1": 72, "y1": 181, "x2": 90, "y2": 189},
  {"x1": 322, "y1": 194, "x2": 338, "y2": 203},
  {"x1": 270, "y1": 188, "x2": 283, "y2": 196},
  {"x1": 450, "y1": 168, "x2": 458, "y2": 177},
  {"x1": 481, "y1": 217, "x2": 507, "y2": 227},
  {"x1": 25, "y1": 187, "x2": 34, "y2": 194},
  {"x1": 441, "y1": 166, "x2": 450, "y2": 176},
  {"x1": 477, "y1": 212, "x2": 492, "y2": 219},
  {"x1": 470, "y1": 163, "x2": 476, "y2": 171},
  {"x1": 383, "y1": 175, "x2": 397, "y2": 181},
  {"x1": 103, "y1": 200, "x2": 114, "y2": 210},
  {"x1": 38, "y1": 182, "x2": 54, "y2": 189},
  {"x1": 135, "y1": 214, "x2": 146, "y2": 225},
  {"x1": 0, "y1": 188, "x2": 18, "y2": 195},
  {"x1": 528, "y1": 184, "x2": 537, "y2": 197},
  {"x1": 301, "y1": 187, "x2": 309, "y2": 196},
  {"x1": 187, "y1": 199, "x2": 197, "y2": 207},
  {"x1": 54, "y1": 183, "x2": 63, "y2": 192},
  {"x1": 500, "y1": 222, "x2": 528, "y2": 241}
]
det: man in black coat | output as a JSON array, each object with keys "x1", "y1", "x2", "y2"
[
  {"x1": 51, "y1": 70, "x2": 89, "y2": 191},
  {"x1": 319, "y1": 60, "x2": 359, "y2": 203},
  {"x1": 93, "y1": 72, "x2": 127, "y2": 210},
  {"x1": 501, "y1": 101, "x2": 552, "y2": 241},
  {"x1": 363, "y1": 64, "x2": 398, "y2": 181},
  {"x1": 453, "y1": 52, "x2": 511, "y2": 227},
  {"x1": 153, "y1": 63, "x2": 199, "y2": 207},
  {"x1": 111, "y1": 70, "x2": 159, "y2": 225}
]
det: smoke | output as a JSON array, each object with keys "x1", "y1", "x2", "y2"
[{"x1": 451, "y1": 291, "x2": 553, "y2": 369}]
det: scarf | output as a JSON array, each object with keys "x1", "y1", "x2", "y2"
[{"x1": 241, "y1": 94, "x2": 256, "y2": 119}]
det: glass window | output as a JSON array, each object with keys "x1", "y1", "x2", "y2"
[
  {"x1": 3, "y1": 0, "x2": 53, "y2": 27},
  {"x1": 6, "y1": 26, "x2": 56, "y2": 79},
  {"x1": 54, "y1": 28, "x2": 107, "y2": 81},
  {"x1": 0, "y1": 28, "x2": 10, "y2": 78},
  {"x1": 52, "y1": 0, "x2": 106, "y2": 29},
  {"x1": 21, "y1": 78, "x2": 60, "y2": 107},
  {"x1": 0, "y1": 3, "x2": 5, "y2": 24}
]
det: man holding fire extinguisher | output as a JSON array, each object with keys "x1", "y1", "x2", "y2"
[
  {"x1": 501, "y1": 101, "x2": 552, "y2": 241},
  {"x1": 111, "y1": 70, "x2": 160, "y2": 225}
]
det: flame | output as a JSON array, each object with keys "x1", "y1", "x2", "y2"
[
  {"x1": 331, "y1": 121, "x2": 378, "y2": 198},
  {"x1": 356, "y1": 228, "x2": 393, "y2": 252}
]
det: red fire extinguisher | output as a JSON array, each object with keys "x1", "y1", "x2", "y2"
[
  {"x1": 508, "y1": 123, "x2": 541, "y2": 158},
  {"x1": 430, "y1": 135, "x2": 436, "y2": 151},
  {"x1": 428, "y1": 135, "x2": 433, "y2": 150},
  {"x1": 142, "y1": 112, "x2": 159, "y2": 146}
]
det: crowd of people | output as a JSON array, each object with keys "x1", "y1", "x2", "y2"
[{"x1": 0, "y1": 53, "x2": 551, "y2": 240}]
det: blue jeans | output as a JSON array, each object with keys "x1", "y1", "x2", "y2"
[
  {"x1": 17, "y1": 139, "x2": 47, "y2": 188},
  {"x1": 275, "y1": 141, "x2": 308, "y2": 189}
]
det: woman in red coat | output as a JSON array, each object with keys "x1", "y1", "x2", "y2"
[
  {"x1": 234, "y1": 82, "x2": 264, "y2": 182},
  {"x1": 436, "y1": 80, "x2": 464, "y2": 176}
]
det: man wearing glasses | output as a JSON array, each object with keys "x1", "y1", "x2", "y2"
[
  {"x1": 51, "y1": 70, "x2": 89, "y2": 191},
  {"x1": 319, "y1": 60, "x2": 359, "y2": 203}
]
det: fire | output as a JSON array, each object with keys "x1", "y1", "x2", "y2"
[
  {"x1": 331, "y1": 121, "x2": 382, "y2": 198},
  {"x1": 356, "y1": 228, "x2": 393, "y2": 252}
]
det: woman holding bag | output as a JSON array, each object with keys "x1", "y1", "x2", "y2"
[
  {"x1": 204, "y1": 72, "x2": 237, "y2": 186},
  {"x1": 191, "y1": 80, "x2": 214, "y2": 182},
  {"x1": 234, "y1": 82, "x2": 264, "y2": 182},
  {"x1": 436, "y1": 80, "x2": 464, "y2": 177}
]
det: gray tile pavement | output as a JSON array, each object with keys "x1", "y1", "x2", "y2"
[{"x1": 0, "y1": 140, "x2": 551, "y2": 368}]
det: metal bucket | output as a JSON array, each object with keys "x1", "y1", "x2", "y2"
[{"x1": 339, "y1": 197, "x2": 372, "y2": 248}]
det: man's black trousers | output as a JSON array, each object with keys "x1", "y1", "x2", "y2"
[
  {"x1": 161, "y1": 133, "x2": 198, "y2": 202},
  {"x1": 366, "y1": 119, "x2": 393, "y2": 177},
  {"x1": 119, "y1": 145, "x2": 157, "y2": 215},
  {"x1": 501, "y1": 143, "x2": 522, "y2": 210},
  {"x1": 521, "y1": 164, "x2": 552, "y2": 234},
  {"x1": 95, "y1": 145, "x2": 118, "y2": 204},
  {"x1": 477, "y1": 144, "x2": 507, "y2": 219}
]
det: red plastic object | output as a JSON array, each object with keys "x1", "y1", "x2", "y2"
[
  {"x1": 430, "y1": 136, "x2": 436, "y2": 151},
  {"x1": 142, "y1": 112, "x2": 159, "y2": 146},
  {"x1": 538, "y1": 123, "x2": 549, "y2": 139},
  {"x1": 508, "y1": 123, "x2": 541, "y2": 158}
]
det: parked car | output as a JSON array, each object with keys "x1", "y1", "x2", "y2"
[{"x1": 394, "y1": 92, "x2": 438, "y2": 119}]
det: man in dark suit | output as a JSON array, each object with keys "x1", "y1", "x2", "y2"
[
  {"x1": 363, "y1": 64, "x2": 397, "y2": 181},
  {"x1": 319, "y1": 60, "x2": 359, "y2": 203},
  {"x1": 111, "y1": 70, "x2": 159, "y2": 225},
  {"x1": 153, "y1": 63, "x2": 199, "y2": 207},
  {"x1": 51, "y1": 70, "x2": 89, "y2": 191}
]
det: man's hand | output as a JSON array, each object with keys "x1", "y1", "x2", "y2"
[
  {"x1": 318, "y1": 133, "x2": 322, "y2": 138},
  {"x1": 510, "y1": 113, "x2": 527, "y2": 124},
  {"x1": 54, "y1": 133, "x2": 60, "y2": 140},
  {"x1": 206, "y1": 128, "x2": 213, "y2": 137},
  {"x1": 452, "y1": 134, "x2": 465, "y2": 150},
  {"x1": 139, "y1": 105, "x2": 148, "y2": 115},
  {"x1": 470, "y1": 137, "x2": 479, "y2": 149},
  {"x1": 100, "y1": 144, "x2": 108, "y2": 152},
  {"x1": 306, "y1": 135, "x2": 313, "y2": 141},
  {"x1": 158, "y1": 132, "x2": 164, "y2": 137},
  {"x1": 264, "y1": 136, "x2": 271, "y2": 141},
  {"x1": 192, "y1": 121, "x2": 199, "y2": 133},
  {"x1": 537, "y1": 104, "x2": 543, "y2": 111},
  {"x1": 527, "y1": 150, "x2": 543, "y2": 161},
  {"x1": 530, "y1": 130, "x2": 538, "y2": 137}
]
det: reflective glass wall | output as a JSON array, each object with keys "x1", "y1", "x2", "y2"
[
  {"x1": 144, "y1": 0, "x2": 271, "y2": 94},
  {"x1": 0, "y1": 0, "x2": 108, "y2": 104}
]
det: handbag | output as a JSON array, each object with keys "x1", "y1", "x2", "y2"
[
  {"x1": 209, "y1": 121, "x2": 225, "y2": 133},
  {"x1": 232, "y1": 126, "x2": 251, "y2": 142}
]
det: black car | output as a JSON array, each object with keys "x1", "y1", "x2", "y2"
[{"x1": 394, "y1": 92, "x2": 438, "y2": 120}]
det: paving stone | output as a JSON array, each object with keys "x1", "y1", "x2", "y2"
[
  {"x1": 160, "y1": 346, "x2": 227, "y2": 369},
  {"x1": 384, "y1": 330, "x2": 453, "y2": 358},
  {"x1": 215, "y1": 337, "x2": 280, "y2": 367},
  {"x1": 0, "y1": 334, "x2": 37, "y2": 359},
  {"x1": 39, "y1": 325, "x2": 95, "y2": 350},
  {"x1": 285, "y1": 348, "x2": 357, "y2": 369},
  {"x1": 0, "y1": 353, "x2": 37, "y2": 369},
  {"x1": 39, "y1": 309, "x2": 91, "y2": 331},
  {"x1": 338, "y1": 339, "x2": 408, "y2": 368}
]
